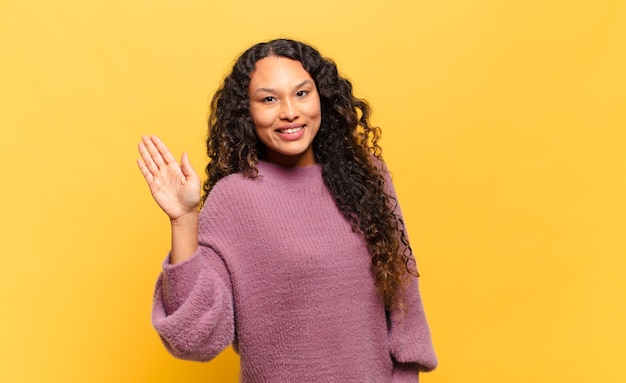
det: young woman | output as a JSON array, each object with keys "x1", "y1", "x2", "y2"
[{"x1": 137, "y1": 38, "x2": 436, "y2": 382}]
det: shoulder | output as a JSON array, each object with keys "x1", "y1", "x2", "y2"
[
  {"x1": 367, "y1": 154, "x2": 394, "y2": 186},
  {"x1": 211, "y1": 171, "x2": 258, "y2": 195},
  {"x1": 197, "y1": 172, "x2": 261, "y2": 237},
  {"x1": 367, "y1": 155, "x2": 399, "y2": 200},
  {"x1": 369, "y1": 153, "x2": 390, "y2": 174}
]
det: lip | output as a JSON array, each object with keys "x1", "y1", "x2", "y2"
[
  {"x1": 275, "y1": 124, "x2": 306, "y2": 141},
  {"x1": 275, "y1": 124, "x2": 304, "y2": 132}
]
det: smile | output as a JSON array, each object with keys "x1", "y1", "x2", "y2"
[{"x1": 276, "y1": 126, "x2": 304, "y2": 134}]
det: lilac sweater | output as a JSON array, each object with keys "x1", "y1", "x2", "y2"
[{"x1": 152, "y1": 161, "x2": 437, "y2": 382}]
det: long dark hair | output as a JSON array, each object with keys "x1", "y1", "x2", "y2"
[{"x1": 202, "y1": 39, "x2": 416, "y2": 309}]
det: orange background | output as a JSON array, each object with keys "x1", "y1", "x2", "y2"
[{"x1": 1, "y1": 1, "x2": 625, "y2": 382}]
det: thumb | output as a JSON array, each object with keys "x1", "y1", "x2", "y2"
[{"x1": 180, "y1": 152, "x2": 199, "y2": 181}]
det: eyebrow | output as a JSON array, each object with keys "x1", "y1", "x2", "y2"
[{"x1": 253, "y1": 79, "x2": 314, "y2": 94}]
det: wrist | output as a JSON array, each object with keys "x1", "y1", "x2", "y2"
[
  {"x1": 169, "y1": 210, "x2": 199, "y2": 265},
  {"x1": 170, "y1": 210, "x2": 199, "y2": 228}
]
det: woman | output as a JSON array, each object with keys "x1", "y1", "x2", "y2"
[{"x1": 137, "y1": 38, "x2": 436, "y2": 382}]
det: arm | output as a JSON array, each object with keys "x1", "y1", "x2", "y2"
[
  {"x1": 137, "y1": 135, "x2": 200, "y2": 264},
  {"x1": 375, "y1": 160, "x2": 437, "y2": 381},
  {"x1": 138, "y1": 135, "x2": 235, "y2": 359},
  {"x1": 152, "y1": 243, "x2": 235, "y2": 361},
  {"x1": 389, "y1": 275, "x2": 438, "y2": 382}
]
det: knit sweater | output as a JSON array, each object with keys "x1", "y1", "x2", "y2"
[{"x1": 152, "y1": 160, "x2": 437, "y2": 382}]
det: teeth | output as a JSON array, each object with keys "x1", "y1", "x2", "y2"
[{"x1": 279, "y1": 127, "x2": 303, "y2": 134}]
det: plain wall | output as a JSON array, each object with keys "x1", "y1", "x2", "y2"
[{"x1": 1, "y1": 0, "x2": 625, "y2": 381}]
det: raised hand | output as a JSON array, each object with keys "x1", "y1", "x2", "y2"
[{"x1": 137, "y1": 135, "x2": 201, "y2": 221}]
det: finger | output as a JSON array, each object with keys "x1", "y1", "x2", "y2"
[
  {"x1": 136, "y1": 158, "x2": 154, "y2": 182},
  {"x1": 142, "y1": 135, "x2": 166, "y2": 168},
  {"x1": 138, "y1": 141, "x2": 160, "y2": 175},
  {"x1": 150, "y1": 135, "x2": 177, "y2": 165}
]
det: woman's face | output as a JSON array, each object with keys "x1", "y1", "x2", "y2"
[{"x1": 248, "y1": 56, "x2": 321, "y2": 167}]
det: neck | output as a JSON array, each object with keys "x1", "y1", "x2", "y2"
[{"x1": 264, "y1": 149, "x2": 316, "y2": 167}]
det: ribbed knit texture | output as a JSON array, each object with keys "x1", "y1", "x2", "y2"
[{"x1": 152, "y1": 160, "x2": 437, "y2": 382}]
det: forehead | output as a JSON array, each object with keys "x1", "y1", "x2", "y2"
[{"x1": 249, "y1": 56, "x2": 313, "y2": 88}]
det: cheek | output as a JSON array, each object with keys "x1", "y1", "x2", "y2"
[
  {"x1": 249, "y1": 106, "x2": 259, "y2": 126},
  {"x1": 304, "y1": 100, "x2": 322, "y2": 120},
  {"x1": 252, "y1": 123, "x2": 265, "y2": 139},
  {"x1": 251, "y1": 116, "x2": 270, "y2": 140},
  {"x1": 250, "y1": 108, "x2": 273, "y2": 129}
]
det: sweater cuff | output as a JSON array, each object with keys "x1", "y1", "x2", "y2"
[
  {"x1": 160, "y1": 253, "x2": 203, "y2": 315},
  {"x1": 392, "y1": 362, "x2": 420, "y2": 383}
]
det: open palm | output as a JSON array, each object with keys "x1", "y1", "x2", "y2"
[{"x1": 137, "y1": 135, "x2": 201, "y2": 220}]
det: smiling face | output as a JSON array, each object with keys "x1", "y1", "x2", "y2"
[{"x1": 248, "y1": 56, "x2": 322, "y2": 167}]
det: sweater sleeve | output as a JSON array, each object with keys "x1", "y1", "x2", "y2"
[
  {"x1": 151, "y1": 245, "x2": 235, "y2": 362},
  {"x1": 389, "y1": 274, "x2": 438, "y2": 381},
  {"x1": 376, "y1": 158, "x2": 438, "y2": 381}
]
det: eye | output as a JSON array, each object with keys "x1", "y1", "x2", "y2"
[
  {"x1": 262, "y1": 96, "x2": 277, "y2": 103},
  {"x1": 296, "y1": 90, "x2": 308, "y2": 97}
]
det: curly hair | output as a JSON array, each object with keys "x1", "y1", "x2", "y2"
[{"x1": 202, "y1": 38, "x2": 417, "y2": 310}]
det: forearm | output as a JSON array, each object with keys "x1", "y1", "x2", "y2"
[
  {"x1": 153, "y1": 244, "x2": 235, "y2": 361},
  {"x1": 169, "y1": 210, "x2": 199, "y2": 265}
]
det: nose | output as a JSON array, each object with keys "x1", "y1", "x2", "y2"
[{"x1": 280, "y1": 98, "x2": 298, "y2": 120}]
